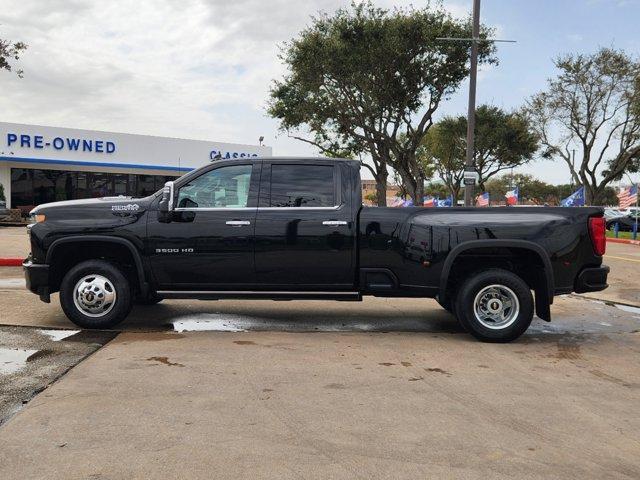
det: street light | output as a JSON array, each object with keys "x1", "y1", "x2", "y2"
[{"x1": 437, "y1": 0, "x2": 515, "y2": 206}]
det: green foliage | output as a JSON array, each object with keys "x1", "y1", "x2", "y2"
[
  {"x1": 423, "y1": 181, "x2": 451, "y2": 199},
  {"x1": 364, "y1": 192, "x2": 379, "y2": 205},
  {"x1": 525, "y1": 48, "x2": 640, "y2": 205},
  {"x1": 268, "y1": 1, "x2": 496, "y2": 204},
  {"x1": 0, "y1": 34, "x2": 27, "y2": 77},
  {"x1": 475, "y1": 174, "x2": 618, "y2": 206},
  {"x1": 422, "y1": 105, "x2": 538, "y2": 199}
]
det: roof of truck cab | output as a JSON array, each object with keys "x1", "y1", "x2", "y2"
[{"x1": 250, "y1": 156, "x2": 356, "y2": 163}]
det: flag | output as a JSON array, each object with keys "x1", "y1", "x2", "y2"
[
  {"x1": 423, "y1": 196, "x2": 436, "y2": 208},
  {"x1": 476, "y1": 192, "x2": 489, "y2": 207},
  {"x1": 402, "y1": 199, "x2": 414, "y2": 207},
  {"x1": 436, "y1": 195, "x2": 453, "y2": 207},
  {"x1": 560, "y1": 186, "x2": 585, "y2": 207},
  {"x1": 617, "y1": 185, "x2": 638, "y2": 209},
  {"x1": 390, "y1": 196, "x2": 404, "y2": 207},
  {"x1": 505, "y1": 186, "x2": 519, "y2": 206}
]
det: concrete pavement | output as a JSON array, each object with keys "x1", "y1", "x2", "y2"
[{"x1": 0, "y1": 327, "x2": 639, "y2": 479}]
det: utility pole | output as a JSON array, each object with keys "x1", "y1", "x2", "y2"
[
  {"x1": 464, "y1": 0, "x2": 481, "y2": 207},
  {"x1": 437, "y1": 0, "x2": 515, "y2": 206}
]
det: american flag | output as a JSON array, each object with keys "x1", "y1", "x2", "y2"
[
  {"x1": 617, "y1": 185, "x2": 638, "y2": 209},
  {"x1": 476, "y1": 192, "x2": 489, "y2": 207}
]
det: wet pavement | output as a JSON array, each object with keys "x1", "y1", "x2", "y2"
[{"x1": 0, "y1": 325, "x2": 116, "y2": 425}]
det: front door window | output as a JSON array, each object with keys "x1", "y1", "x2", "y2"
[{"x1": 177, "y1": 165, "x2": 252, "y2": 209}]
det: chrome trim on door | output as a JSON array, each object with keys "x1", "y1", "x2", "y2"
[
  {"x1": 226, "y1": 220, "x2": 251, "y2": 226},
  {"x1": 257, "y1": 205, "x2": 342, "y2": 211}
]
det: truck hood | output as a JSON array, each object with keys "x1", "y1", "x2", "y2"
[{"x1": 30, "y1": 196, "x2": 156, "y2": 217}]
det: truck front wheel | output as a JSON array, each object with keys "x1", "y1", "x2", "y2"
[
  {"x1": 59, "y1": 260, "x2": 133, "y2": 329},
  {"x1": 455, "y1": 269, "x2": 533, "y2": 343}
]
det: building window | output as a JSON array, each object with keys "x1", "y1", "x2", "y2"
[{"x1": 10, "y1": 167, "x2": 180, "y2": 213}]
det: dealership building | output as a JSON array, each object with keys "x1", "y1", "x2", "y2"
[{"x1": 0, "y1": 122, "x2": 272, "y2": 213}]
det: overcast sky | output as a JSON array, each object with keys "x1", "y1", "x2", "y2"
[{"x1": 1, "y1": 0, "x2": 639, "y2": 185}]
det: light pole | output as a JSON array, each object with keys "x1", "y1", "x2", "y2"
[
  {"x1": 437, "y1": 0, "x2": 515, "y2": 206},
  {"x1": 463, "y1": 0, "x2": 481, "y2": 207}
]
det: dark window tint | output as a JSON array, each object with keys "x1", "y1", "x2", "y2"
[{"x1": 270, "y1": 165, "x2": 334, "y2": 207}]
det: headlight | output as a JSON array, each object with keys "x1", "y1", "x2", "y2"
[{"x1": 29, "y1": 214, "x2": 46, "y2": 224}]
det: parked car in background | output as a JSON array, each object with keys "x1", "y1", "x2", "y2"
[
  {"x1": 606, "y1": 213, "x2": 639, "y2": 232},
  {"x1": 604, "y1": 208, "x2": 625, "y2": 221}
]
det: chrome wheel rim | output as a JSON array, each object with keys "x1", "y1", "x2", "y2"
[
  {"x1": 473, "y1": 284, "x2": 520, "y2": 330},
  {"x1": 73, "y1": 274, "x2": 116, "y2": 317}
]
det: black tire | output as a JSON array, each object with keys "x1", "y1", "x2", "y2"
[
  {"x1": 59, "y1": 260, "x2": 133, "y2": 329},
  {"x1": 455, "y1": 269, "x2": 533, "y2": 343},
  {"x1": 135, "y1": 293, "x2": 163, "y2": 306}
]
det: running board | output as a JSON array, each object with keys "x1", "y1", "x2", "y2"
[{"x1": 156, "y1": 290, "x2": 362, "y2": 301}]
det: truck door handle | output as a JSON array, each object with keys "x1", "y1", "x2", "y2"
[
  {"x1": 226, "y1": 220, "x2": 251, "y2": 226},
  {"x1": 322, "y1": 220, "x2": 348, "y2": 226}
]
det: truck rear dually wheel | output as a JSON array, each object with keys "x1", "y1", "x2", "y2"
[
  {"x1": 455, "y1": 269, "x2": 533, "y2": 343},
  {"x1": 60, "y1": 260, "x2": 133, "y2": 329}
]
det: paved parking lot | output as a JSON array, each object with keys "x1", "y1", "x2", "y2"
[{"x1": 0, "y1": 226, "x2": 639, "y2": 479}]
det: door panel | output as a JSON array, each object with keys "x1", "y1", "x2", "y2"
[
  {"x1": 147, "y1": 163, "x2": 258, "y2": 289},
  {"x1": 254, "y1": 162, "x2": 355, "y2": 289}
]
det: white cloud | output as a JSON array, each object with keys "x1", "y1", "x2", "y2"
[{"x1": 0, "y1": 0, "x2": 473, "y2": 155}]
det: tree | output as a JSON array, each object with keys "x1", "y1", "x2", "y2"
[
  {"x1": 423, "y1": 105, "x2": 538, "y2": 199},
  {"x1": 484, "y1": 173, "x2": 555, "y2": 205},
  {"x1": 422, "y1": 116, "x2": 466, "y2": 200},
  {"x1": 268, "y1": 1, "x2": 495, "y2": 205},
  {"x1": 1, "y1": 33, "x2": 27, "y2": 77},
  {"x1": 525, "y1": 48, "x2": 640, "y2": 205}
]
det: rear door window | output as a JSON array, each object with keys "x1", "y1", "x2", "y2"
[{"x1": 270, "y1": 164, "x2": 335, "y2": 207}]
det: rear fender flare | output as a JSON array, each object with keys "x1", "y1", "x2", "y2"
[{"x1": 439, "y1": 240, "x2": 554, "y2": 320}]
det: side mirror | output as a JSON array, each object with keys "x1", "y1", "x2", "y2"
[{"x1": 158, "y1": 181, "x2": 175, "y2": 222}]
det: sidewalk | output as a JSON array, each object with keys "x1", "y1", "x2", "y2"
[{"x1": 0, "y1": 227, "x2": 28, "y2": 260}]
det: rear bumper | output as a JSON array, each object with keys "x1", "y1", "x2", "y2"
[
  {"x1": 23, "y1": 258, "x2": 51, "y2": 303},
  {"x1": 574, "y1": 265, "x2": 609, "y2": 293}
]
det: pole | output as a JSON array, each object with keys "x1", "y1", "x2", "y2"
[
  {"x1": 464, "y1": 0, "x2": 481, "y2": 207},
  {"x1": 635, "y1": 182, "x2": 638, "y2": 240}
]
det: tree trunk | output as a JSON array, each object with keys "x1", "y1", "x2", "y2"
[
  {"x1": 374, "y1": 173, "x2": 387, "y2": 207},
  {"x1": 413, "y1": 174, "x2": 425, "y2": 206}
]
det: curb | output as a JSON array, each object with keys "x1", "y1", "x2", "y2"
[
  {"x1": 607, "y1": 238, "x2": 640, "y2": 246},
  {"x1": 0, "y1": 259, "x2": 23, "y2": 267}
]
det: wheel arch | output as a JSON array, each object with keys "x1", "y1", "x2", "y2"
[
  {"x1": 439, "y1": 240, "x2": 554, "y2": 321},
  {"x1": 46, "y1": 236, "x2": 149, "y2": 295}
]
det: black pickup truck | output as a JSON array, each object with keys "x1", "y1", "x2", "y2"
[{"x1": 23, "y1": 157, "x2": 609, "y2": 342}]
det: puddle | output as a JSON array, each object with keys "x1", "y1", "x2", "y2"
[
  {"x1": 0, "y1": 279, "x2": 25, "y2": 289},
  {"x1": 38, "y1": 329, "x2": 80, "y2": 341},
  {"x1": 0, "y1": 348, "x2": 39, "y2": 375},
  {"x1": 169, "y1": 312, "x2": 455, "y2": 333},
  {"x1": 613, "y1": 303, "x2": 640, "y2": 315},
  {"x1": 576, "y1": 297, "x2": 640, "y2": 317},
  {"x1": 172, "y1": 314, "x2": 249, "y2": 332}
]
